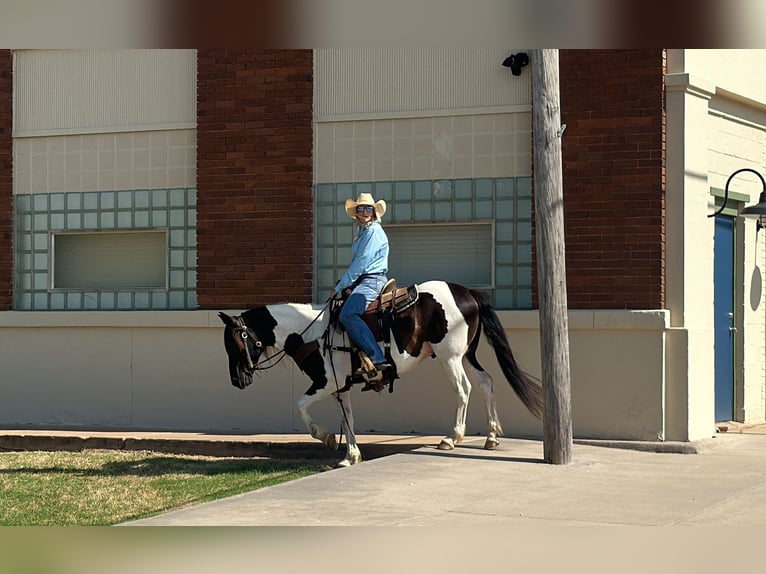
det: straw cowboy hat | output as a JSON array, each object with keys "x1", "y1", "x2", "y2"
[{"x1": 344, "y1": 193, "x2": 387, "y2": 220}]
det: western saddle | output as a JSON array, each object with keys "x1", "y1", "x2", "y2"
[{"x1": 330, "y1": 278, "x2": 418, "y2": 392}]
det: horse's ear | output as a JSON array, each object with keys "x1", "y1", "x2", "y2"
[{"x1": 218, "y1": 312, "x2": 234, "y2": 326}]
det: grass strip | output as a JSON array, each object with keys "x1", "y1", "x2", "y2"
[{"x1": 0, "y1": 449, "x2": 333, "y2": 526}]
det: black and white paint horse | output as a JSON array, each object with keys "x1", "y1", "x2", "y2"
[{"x1": 218, "y1": 280, "x2": 542, "y2": 467}]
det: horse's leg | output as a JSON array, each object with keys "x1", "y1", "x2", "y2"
[
  {"x1": 463, "y1": 356, "x2": 504, "y2": 450},
  {"x1": 334, "y1": 390, "x2": 362, "y2": 467},
  {"x1": 437, "y1": 356, "x2": 472, "y2": 450},
  {"x1": 296, "y1": 390, "x2": 339, "y2": 451}
]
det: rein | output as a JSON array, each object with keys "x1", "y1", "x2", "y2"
[{"x1": 243, "y1": 301, "x2": 332, "y2": 372}]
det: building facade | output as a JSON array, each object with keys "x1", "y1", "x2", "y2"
[{"x1": 0, "y1": 49, "x2": 764, "y2": 442}]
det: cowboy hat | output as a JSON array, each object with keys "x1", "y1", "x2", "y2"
[{"x1": 344, "y1": 193, "x2": 387, "y2": 220}]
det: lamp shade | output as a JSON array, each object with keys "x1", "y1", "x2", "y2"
[{"x1": 741, "y1": 191, "x2": 766, "y2": 221}]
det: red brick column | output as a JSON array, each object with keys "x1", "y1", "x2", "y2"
[
  {"x1": 533, "y1": 49, "x2": 666, "y2": 309},
  {"x1": 196, "y1": 49, "x2": 314, "y2": 309},
  {"x1": 0, "y1": 50, "x2": 13, "y2": 310}
]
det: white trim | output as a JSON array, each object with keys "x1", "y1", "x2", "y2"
[
  {"x1": 665, "y1": 73, "x2": 715, "y2": 100},
  {"x1": 315, "y1": 105, "x2": 531, "y2": 123},
  {"x1": 495, "y1": 309, "x2": 670, "y2": 331},
  {"x1": 13, "y1": 122, "x2": 197, "y2": 138},
  {"x1": 0, "y1": 310, "x2": 224, "y2": 327},
  {"x1": 708, "y1": 106, "x2": 766, "y2": 134}
]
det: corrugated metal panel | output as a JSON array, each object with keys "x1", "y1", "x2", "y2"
[
  {"x1": 315, "y1": 49, "x2": 530, "y2": 120},
  {"x1": 14, "y1": 49, "x2": 197, "y2": 136}
]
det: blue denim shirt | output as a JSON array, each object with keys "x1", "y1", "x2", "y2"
[{"x1": 335, "y1": 220, "x2": 389, "y2": 291}]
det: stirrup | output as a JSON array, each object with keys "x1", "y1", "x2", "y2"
[
  {"x1": 362, "y1": 367, "x2": 383, "y2": 382},
  {"x1": 361, "y1": 376, "x2": 388, "y2": 393}
]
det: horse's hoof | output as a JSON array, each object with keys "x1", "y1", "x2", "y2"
[
  {"x1": 336, "y1": 454, "x2": 361, "y2": 468},
  {"x1": 484, "y1": 437, "x2": 500, "y2": 450},
  {"x1": 438, "y1": 438, "x2": 455, "y2": 450},
  {"x1": 324, "y1": 434, "x2": 338, "y2": 450}
]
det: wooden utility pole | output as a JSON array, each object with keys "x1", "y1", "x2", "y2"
[{"x1": 530, "y1": 49, "x2": 573, "y2": 465}]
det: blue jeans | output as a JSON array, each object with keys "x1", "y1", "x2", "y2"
[{"x1": 339, "y1": 274, "x2": 387, "y2": 364}]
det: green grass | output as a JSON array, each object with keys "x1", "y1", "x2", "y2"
[{"x1": 0, "y1": 449, "x2": 334, "y2": 525}]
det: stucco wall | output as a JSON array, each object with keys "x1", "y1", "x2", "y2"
[{"x1": 0, "y1": 310, "x2": 667, "y2": 441}]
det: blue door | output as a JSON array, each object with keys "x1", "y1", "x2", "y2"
[{"x1": 714, "y1": 215, "x2": 735, "y2": 422}]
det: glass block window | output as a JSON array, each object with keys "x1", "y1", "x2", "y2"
[
  {"x1": 14, "y1": 188, "x2": 197, "y2": 310},
  {"x1": 314, "y1": 177, "x2": 533, "y2": 309}
]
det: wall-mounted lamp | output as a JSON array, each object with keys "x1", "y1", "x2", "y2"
[
  {"x1": 502, "y1": 52, "x2": 529, "y2": 76},
  {"x1": 712, "y1": 168, "x2": 766, "y2": 233}
]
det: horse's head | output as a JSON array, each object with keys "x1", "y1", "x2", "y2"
[{"x1": 218, "y1": 308, "x2": 277, "y2": 389}]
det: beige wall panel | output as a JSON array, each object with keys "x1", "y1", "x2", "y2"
[
  {"x1": 129, "y1": 328, "x2": 297, "y2": 432},
  {"x1": 664, "y1": 328, "x2": 690, "y2": 441},
  {"x1": 14, "y1": 49, "x2": 196, "y2": 136},
  {"x1": 0, "y1": 311, "x2": 669, "y2": 441},
  {"x1": 0, "y1": 313, "x2": 302, "y2": 433},
  {"x1": 0, "y1": 328, "x2": 133, "y2": 427},
  {"x1": 275, "y1": 309, "x2": 667, "y2": 441},
  {"x1": 315, "y1": 113, "x2": 531, "y2": 184},
  {"x1": 13, "y1": 129, "x2": 196, "y2": 194},
  {"x1": 315, "y1": 48, "x2": 530, "y2": 120}
]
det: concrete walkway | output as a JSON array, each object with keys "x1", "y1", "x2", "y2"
[
  {"x1": 114, "y1": 423, "x2": 766, "y2": 526},
  {"x1": 3, "y1": 425, "x2": 766, "y2": 526}
]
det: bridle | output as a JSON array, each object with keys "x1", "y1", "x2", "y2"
[
  {"x1": 231, "y1": 299, "x2": 351, "y2": 445},
  {"x1": 230, "y1": 316, "x2": 266, "y2": 372},
  {"x1": 231, "y1": 301, "x2": 332, "y2": 372}
]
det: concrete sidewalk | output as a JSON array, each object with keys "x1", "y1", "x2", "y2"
[
  {"x1": 120, "y1": 425, "x2": 766, "y2": 527},
  {"x1": 4, "y1": 425, "x2": 766, "y2": 526}
]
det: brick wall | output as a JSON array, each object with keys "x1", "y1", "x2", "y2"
[
  {"x1": 196, "y1": 49, "x2": 314, "y2": 309},
  {"x1": 535, "y1": 49, "x2": 666, "y2": 309},
  {"x1": 0, "y1": 50, "x2": 12, "y2": 310}
]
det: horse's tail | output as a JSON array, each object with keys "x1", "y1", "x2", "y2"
[{"x1": 470, "y1": 289, "x2": 543, "y2": 419}]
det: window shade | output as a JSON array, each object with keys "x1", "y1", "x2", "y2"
[
  {"x1": 385, "y1": 224, "x2": 492, "y2": 287},
  {"x1": 53, "y1": 231, "x2": 167, "y2": 289}
]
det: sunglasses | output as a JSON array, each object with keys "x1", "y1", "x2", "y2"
[{"x1": 356, "y1": 205, "x2": 375, "y2": 214}]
